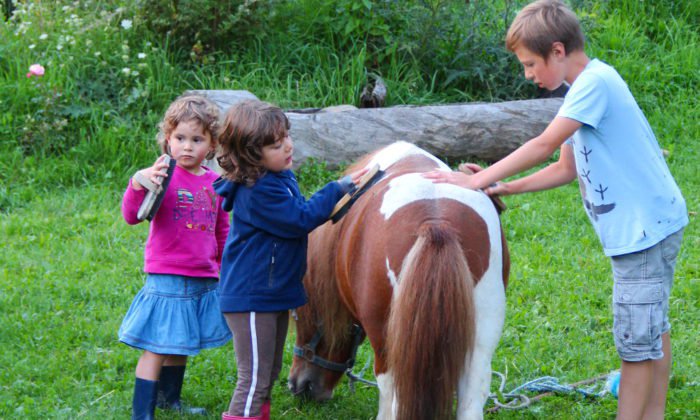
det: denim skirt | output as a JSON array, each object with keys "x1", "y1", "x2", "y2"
[{"x1": 119, "y1": 274, "x2": 232, "y2": 355}]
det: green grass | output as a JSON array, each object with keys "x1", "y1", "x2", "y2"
[
  {"x1": 1, "y1": 0, "x2": 698, "y2": 418},
  {"x1": 1, "y1": 175, "x2": 697, "y2": 419}
]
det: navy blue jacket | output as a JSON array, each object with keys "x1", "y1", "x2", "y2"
[{"x1": 214, "y1": 170, "x2": 347, "y2": 312}]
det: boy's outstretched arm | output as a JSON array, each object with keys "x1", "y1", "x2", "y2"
[
  {"x1": 489, "y1": 143, "x2": 577, "y2": 196},
  {"x1": 423, "y1": 116, "x2": 581, "y2": 190}
]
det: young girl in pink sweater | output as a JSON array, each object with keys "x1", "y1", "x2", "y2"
[{"x1": 119, "y1": 95, "x2": 231, "y2": 419}]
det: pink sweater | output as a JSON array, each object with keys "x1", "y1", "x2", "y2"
[{"x1": 122, "y1": 165, "x2": 230, "y2": 279}]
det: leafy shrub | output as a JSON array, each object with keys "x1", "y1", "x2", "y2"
[
  {"x1": 0, "y1": 0, "x2": 173, "y2": 155},
  {"x1": 274, "y1": 0, "x2": 535, "y2": 101},
  {"x1": 395, "y1": 1, "x2": 533, "y2": 100},
  {"x1": 135, "y1": 0, "x2": 280, "y2": 62}
]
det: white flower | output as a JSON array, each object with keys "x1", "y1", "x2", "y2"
[
  {"x1": 131, "y1": 70, "x2": 140, "y2": 77},
  {"x1": 39, "y1": 33, "x2": 48, "y2": 40},
  {"x1": 94, "y1": 51, "x2": 101, "y2": 57},
  {"x1": 56, "y1": 44, "x2": 63, "y2": 51},
  {"x1": 120, "y1": 19, "x2": 132, "y2": 30},
  {"x1": 121, "y1": 67, "x2": 131, "y2": 75},
  {"x1": 138, "y1": 53, "x2": 146, "y2": 59},
  {"x1": 29, "y1": 44, "x2": 36, "y2": 49},
  {"x1": 121, "y1": 54, "x2": 129, "y2": 61}
]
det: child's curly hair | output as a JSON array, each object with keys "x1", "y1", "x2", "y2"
[
  {"x1": 218, "y1": 100, "x2": 290, "y2": 185},
  {"x1": 156, "y1": 94, "x2": 221, "y2": 160}
]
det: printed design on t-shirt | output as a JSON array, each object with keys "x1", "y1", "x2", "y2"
[
  {"x1": 580, "y1": 146, "x2": 593, "y2": 163},
  {"x1": 578, "y1": 175, "x2": 616, "y2": 221},
  {"x1": 580, "y1": 169, "x2": 592, "y2": 184},
  {"x1": 173, "y1": 187, "x2": 217, "y2": 232},
  {"x1": 576, "y1": 144, "x2": 615, "y2": 221}
]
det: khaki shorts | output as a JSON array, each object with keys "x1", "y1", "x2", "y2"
[{"x1": 610, "y1": 228, "x2": 684, "y2": 362}]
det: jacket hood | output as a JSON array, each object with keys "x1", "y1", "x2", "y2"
[{"x1": 213, "y1": 178, "x2": 239, "y2": 212}]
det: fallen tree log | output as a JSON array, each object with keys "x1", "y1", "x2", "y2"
[{"x1": 188, "y1": 89, "x2": 563, "y2": 168}]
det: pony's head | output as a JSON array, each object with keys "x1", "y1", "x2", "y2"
[
  {"x1": 288, "y1": 222, "x2": 359, "y2": 401},
  {"x1": 288, "y1": 302, "x2": 363, "y2": 400}
]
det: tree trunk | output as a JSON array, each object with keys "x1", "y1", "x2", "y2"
[{"x1": 187, "y1": 90, "x2": 563, "y2": 169}]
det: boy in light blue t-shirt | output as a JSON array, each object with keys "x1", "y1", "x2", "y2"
[{"x1": 423, "y1": 1, "x2": 687, "y2": 418}]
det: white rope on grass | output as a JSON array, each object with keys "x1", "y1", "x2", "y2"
[{"x1": 488, "y1": 370, "x2": 619, "y2": 411}]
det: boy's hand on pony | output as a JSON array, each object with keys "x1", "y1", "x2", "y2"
[
  {"x1": 458, "y1": 162, "x2": 510, "y2": 196},
  {"x1": 458, "y1": 162, "x2": 484, "y2": 174},
  {"x1": 422, "y1": 168, "x2": 475, "y2": 189},
  {"x1": 132, "y1": 154, "x2": 172, "y2": 191}
]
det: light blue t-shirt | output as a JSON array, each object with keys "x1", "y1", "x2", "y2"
[{"x1": 557, "y1": 59, "x2": 687, "y2": 256}]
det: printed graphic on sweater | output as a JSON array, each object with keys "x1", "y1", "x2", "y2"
[{"x1": 173, "y1": 187, "x2": 217, "y2": 232}]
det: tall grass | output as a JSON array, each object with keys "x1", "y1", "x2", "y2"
[{"x1": 1, "y1": 0, "x2": 698, "y2": 418}]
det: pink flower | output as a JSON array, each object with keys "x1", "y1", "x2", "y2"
[{"x1": 26, "y1": 64, "x2": 45, "y2": 78}]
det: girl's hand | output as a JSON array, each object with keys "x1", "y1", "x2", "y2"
[
  {"x1": 337, "y1": 167, "x2": 372, "y2": 195},
  {"x1": 131, "y1": 154, "x2": 171, "y2": 190},
  {"x1": 348, "y1": 167, "x2": 369, "y2": 185}
]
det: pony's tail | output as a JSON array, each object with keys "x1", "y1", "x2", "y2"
[{"x1": 387, "y1": 222, "x2": 475, "y2": 420}]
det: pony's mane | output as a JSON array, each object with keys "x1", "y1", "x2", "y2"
[
  {"x1": 303, "y1": 262, "x2": 354, "y2": 355},
  {"x1": 302, "y1": 149, "x2": 380, "y2": 353}
]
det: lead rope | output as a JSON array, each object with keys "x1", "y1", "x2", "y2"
[
  {"x1": 343, "y1": 348, "x2": 617, "y2": 412},
  {"x1": 487, "y1": 370, "x2": 617, "y2": 412},
  {"x1": 345, "y1": 325, "x2": 377, "y2": 392},
  {"x1": 346, "y1": 356, "x2": 377, "y2": 392}
]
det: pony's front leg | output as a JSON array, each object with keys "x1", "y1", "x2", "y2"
[
  {"x1": 376, "y1": 372, "x2": 396, "y2": 420},
  {"x1": 457, "y1": 270, "x2": 506, "y2": 419}
]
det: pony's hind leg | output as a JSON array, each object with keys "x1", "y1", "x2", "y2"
[
  {"x1": 456, "y1": 269, "x2": 506, "y2": 419},
  {"x1": 376, "y1": 372, "x2": 396, "y2": 420}
]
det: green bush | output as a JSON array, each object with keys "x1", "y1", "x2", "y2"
[
  {"x1": 2, "y1": 0, "x2": 697, "y2": 192},
  {"x1": 135, "y1": 0, "x2": 281, "y2": 62},
  {"x1": 0, "y1": 1, "x2": 176, "y2": 156},
  {"x1": 274, "y1": 0, "x2": 534, "y2": 101}
]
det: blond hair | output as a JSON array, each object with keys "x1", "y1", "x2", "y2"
[
  {"x1": 156, "y1": 95, "x2": 221, "y2": 160},
  {"x1": 217, "y1": 100, "x2": 290, "y2": 185},
  {"x1": 506, "y1": 0, "x2": 584, "y2": 59}
]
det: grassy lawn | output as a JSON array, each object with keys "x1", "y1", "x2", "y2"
[
  {"x1": 1, "y1": 0, "x2": 698, "y2": 418},
  {"x1": 1, "y1": 168, "x2": 697, "y2": 418}
]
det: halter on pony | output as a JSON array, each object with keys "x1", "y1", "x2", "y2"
[{"x1": 293, "y1": 323, "x2": 364, "y2": 375}]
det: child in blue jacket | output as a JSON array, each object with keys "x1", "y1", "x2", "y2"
[{"x1": 214, "y1": 99, "x2": 366, "y2": 420}]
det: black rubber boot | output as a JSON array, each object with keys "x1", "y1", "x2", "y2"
[
  {"x1": 132, "y1": 377, "x2": 158, "y2": 420},
  {"x1": 156, "y1": 365, "x2": 206, "y2": 415}
]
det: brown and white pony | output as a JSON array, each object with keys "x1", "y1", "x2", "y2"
[{"x1": 288, "y1": 141, "x2": 509, "y2": 419}]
